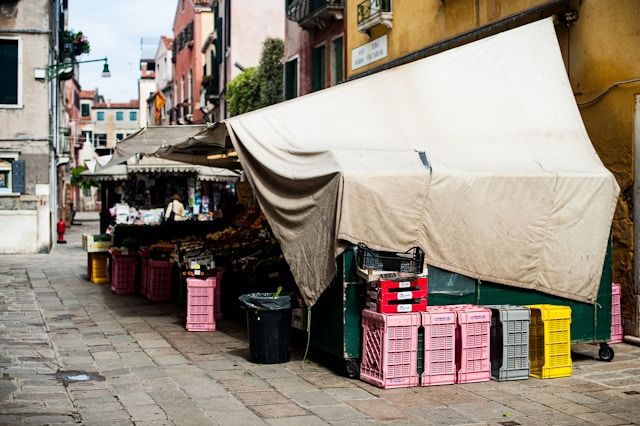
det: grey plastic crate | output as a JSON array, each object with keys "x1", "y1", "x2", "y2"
[{"x1": 486, "y1": 305, "x2": 530, "y2": 381}]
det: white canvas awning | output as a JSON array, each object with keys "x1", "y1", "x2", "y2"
[{"x1": 225, "y1": 18, "x2": 620, "y2": 307}]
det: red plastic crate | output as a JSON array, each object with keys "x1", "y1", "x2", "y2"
[
  {"x1": 454, "y1": 305, "x2": 491, "y2": 383},
  {"x1": 139, "y1": 251, "x2": 149, "y2": 295},
  {"x1": 376, "y1": 276, "x2": 428, "y2": 290},
  {"x1": 369, "y1": 288, "x2": 427, "y2": 302},
  {"x1": 611, "y1": 283, "x2": 622, "y2": 343},
  {"x1": 186, "y1": 277, "x2": 216, "y2": 332},
  {"x1": 421, "y1": 307, "x2": 457, "y2": 386},
  {"x1": 145, "y1": 259, "x2": 173, "y2": 302},
  {"x1": 360, "y1": 309, "x2": 420, "y2": 389},
  {"x1": 110, "y1": 252, "x2": 137, "y2": 295},
  {"x1": 368, "y1": 298, "x2": 427, "y2": 313},
  {"x1": 214, "y1": 269, "x2": 223, "y2": 320}
]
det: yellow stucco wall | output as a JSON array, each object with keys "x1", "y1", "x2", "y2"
[{"x1": 346, "y1": 0, "x2": 640, "y2": 333}]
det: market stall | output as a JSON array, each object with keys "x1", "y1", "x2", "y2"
[{"x1": 96, "y1": 19, "x2": 621, "y2": 375}]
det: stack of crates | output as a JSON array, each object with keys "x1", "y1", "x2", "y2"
[
  {"x1": 526, "y1": 304, "x2": 572, "y2": 379},
  {"x1": 144, "y1": 259, "x2": 173, "y2": 302},
  {"x1": 110, "y1": 251, "x2": 137, "y2": 295},
  {"x1": 186, "y1": 277, "x2": 216, "y2": 331},
  {"x1": 360, "y1": 309, "x2": 421, "y2": 389},
  {"x1": 367, "y1": 276, "x2": 428, "y2": 313},
  {"x1": 487, "y1": 305, "x2": 530, "y2": 381},
  {"x1": 421, "y1": 307, "x2": 457, "y2": 386},
  {"x1": 453, "y1": 305, "x2": 492, "y2": 383},
  {"x1": 88, "y1": 253, "x2": 109, "y2": 284},
  {"x1": 611, "y1": 283, "x2": 622, "y2": 343}
]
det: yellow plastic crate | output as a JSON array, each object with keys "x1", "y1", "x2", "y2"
[
  {"x1": 88, "y1": 253, "x2": 110, "y2": 284},
  {"x1": 525, "y1": 304, "x2": 572, "y2": 379}
]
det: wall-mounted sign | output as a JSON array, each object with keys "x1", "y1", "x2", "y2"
[{"x1": 351, "y1": 35, "x2": 388, "y2": 71}]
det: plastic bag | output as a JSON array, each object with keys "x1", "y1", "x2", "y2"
[{"x1": 239, "y1": 293, "x2": 292, "y2": 310}]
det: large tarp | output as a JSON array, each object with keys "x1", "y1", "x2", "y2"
[{"x1": 226, "y1": 19, "x2": 620, "y2": 307}]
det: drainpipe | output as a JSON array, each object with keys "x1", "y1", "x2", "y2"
[
  {"x1": 634, "y1": 95, "x2": 640, "y2": 336},
  {"x1": 49, "y1": 0, "x2": 61, "y2": 250}
]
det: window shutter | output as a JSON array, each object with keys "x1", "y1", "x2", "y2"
[
  {"x1": 12, "y1": 160, "x2": 25, "y2": 194},
  {"x1": 215, "y1": 17, "x2": 223, "y2": 64}
]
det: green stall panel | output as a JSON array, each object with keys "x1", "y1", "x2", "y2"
[{"x1": 310, "y1": 249, "x2": 365, "y2": 377}]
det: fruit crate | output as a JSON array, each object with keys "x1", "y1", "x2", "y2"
[
  {"x1": 369, "y1": 276, "x2": 428, "y2": 301},
  {"x1": 611, "y1": 283, "x2": 622, "y2": 343},
  {"x1": 186, "y1": 277, "x2": 216, "y2": 332},
  {"x1": 110, "y1": 251, "x2": 137, "y2": 295},
  {"x1": 145, "y1": 259, "x2": 173, "y2": 302},
  {"x1": 420, "y1": 307, "x2": 457, "y2": 386},
  {"x1": 486, "y1": 305, "x2": 530, "y2": 381},
  {"x1": 368, "y1": 298, "x2": 427, "y2": 314},
  {"x1": 139, "y1": 253, "x2": 149, "y2": 295},
  {"x1": 357, "y1": 243, "x2": 424, "y2": 274},
  {"x1": 360, "y1": 309, "x2": 421, "y2": 388},
  {"x1": 526, "y1": 304, "x2": 572, "y2": 379},
  {"x1": 88, "y1": 252, "x2": 109, "y2": 284},
  {"x1": 455, "y1": 305, "x2": 491, "y2": 383}
]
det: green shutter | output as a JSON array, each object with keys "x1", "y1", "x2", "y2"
[
  {"x1": 12, "y1": 160, "x2": 25, "y2": 194},
  {"x1": 215, "y1": 17, "x2": 223, "y2": 64},
  {"x1": 284, "y1": 58, "x2": 298, "y2": 100},
  {"x1": 311, "y1": 45, "x2": 326, "y2": 92},
  {"x1": 0, "y1": 39, "x2": 18, "y2": 105},
  {"x1": 333, "y1": 37, "x2": 344, "y2": 84}
]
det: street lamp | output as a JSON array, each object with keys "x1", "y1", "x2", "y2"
[{"x1": 48, "y1": 57, "x2": 111, "y2": 80}]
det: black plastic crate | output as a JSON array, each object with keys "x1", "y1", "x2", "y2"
[{"x1": 356, "y1": 243, "x2": 424, "y2": 273}]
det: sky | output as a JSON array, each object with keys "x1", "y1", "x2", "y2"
[{"x1": 68, "y1": 0, "x2": 177, "y2": 102}]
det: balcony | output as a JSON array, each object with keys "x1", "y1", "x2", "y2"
[
  {"x1": 357, "y1": 0, "x2": 392, "y2": 34},
  {"x1": 287, "y1": 0, "x2": 344, "y2": 30}
]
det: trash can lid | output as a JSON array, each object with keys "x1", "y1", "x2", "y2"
[{"x1": 239, "y1": 293, "x2": 292, "y2": 310}]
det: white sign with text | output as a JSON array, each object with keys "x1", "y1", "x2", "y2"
[{"x1": 351, "y1": 34, "x2": 388, "y2": 71}]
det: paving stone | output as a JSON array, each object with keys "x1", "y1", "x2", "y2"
[
  {"x1": 235, "y1": 390, "x2": 290, "y2": 406},
  {"x1": 264, "y1": 415, "x2": 327, "y2": 426},
  {"x1": 324, "y1": 387, "x2": 377, "y2": 401},
  {"x1": 573, "y1": 411, "x2": 629, "y2": 425},
  {"x1": 346, "y1": 398, "x2": 412, "y2": 421},
  {"x1": 249, "y1": 402, "x2": 308, "y2": 418},
  {"x1": 307, "y1": 404, "x2": 367, "y2": 422},
  {"x1": 409, "y1": 406, "x2": 479, "y2": 425},
  {"x1": 288, "y1": 390, "x2": 341, "y2": 408},
  {"x1": 126, "y1": 404, "x2": 167, "y2": 421}
]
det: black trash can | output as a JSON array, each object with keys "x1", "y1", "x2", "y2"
[{"x1": 239, "y1": 293, "x2": 292, "y2": 364}]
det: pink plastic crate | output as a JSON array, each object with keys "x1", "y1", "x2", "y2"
[
  {"x1": 145, "y1": 259, "x2": 173, "y2": 302},
  {"x1": 110, "y1": 252, "x2": 137, "y2": 295},
  {"x1": 611, "y1": 283, "x2": 622, "y2": 343},
  {"x1": 421, "y1": 307, "x2": 457, "y2": 386},
  {"x1": 186, "y1": 277, "x2": 216, "y2": 332},
  {"x1": 454, "y1": 305, "x2": 491, "y2": 384},
  {"x1": 360, "y1": 309, "x2": 420, "y2": 389},
  {"x1": 214, "y1": 269, "x2": 223, "y2": 320}
]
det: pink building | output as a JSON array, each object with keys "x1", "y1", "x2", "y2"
[{"x1": 172, "y1": 0, "x2": 213, "y2": 124}]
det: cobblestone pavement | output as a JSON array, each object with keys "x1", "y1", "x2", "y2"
[{"x1": 1, "y1": 218, "x2": 640, "y2": 425}]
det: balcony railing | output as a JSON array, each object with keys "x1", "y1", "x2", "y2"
[
  {"x1": 287, "y1": 0, "x2": 344, "y2": 30},
  {"x1": 357, "y1": 0, "x2": 393, "y2": 34}
]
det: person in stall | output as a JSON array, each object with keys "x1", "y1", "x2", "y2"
[{"x1": 165, "y1": 193, "x2": 186, "y2": 222}]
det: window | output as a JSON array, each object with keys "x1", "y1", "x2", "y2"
[
  {"x1": 311, "y1": 44, "x2": 326, "y2": 92},
  {"x1": 284, "y1": 58, "x2": 298, "y2": 100},
  {"x1": 0, "y1": 38, "x2": 20, "y2": 106},
  {"x1": 94, "y1": 134, "x2": 107, "y2": 147},
  {"x1": 116, "y1": 111, "x2": 124, "y2": 121},
  {"x1": 332, "y1": 37, "x2": 344, "y2": 85},
  {"x1": 97, "y1": 111, "x2": 105, "y2": 121},
  {"x1": 0, "y1": 154, "x2": 24, "y2": 195},
  {"x1": 81, "y1": 103, "x2": 90, "y2": 117},
  {"x1": 81, "y1": 130, "x2": 92, "y2": 145},
  {"x1": 116, "y1": 133, "x2": 124, "y2": 141},
  {"x1": 129, "y1": 111, "x2": 137, "y2": 121},
  {"x1": 181, "y1": 75, "x2": 185, "y2": 104}
]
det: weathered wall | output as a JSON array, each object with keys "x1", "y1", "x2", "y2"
[
  {"x1": 345, "y1": 0, "x2": 640, "y2": 334},
  {"x1": 0, "y1": 0, "x2": 53, "y2": 253}
]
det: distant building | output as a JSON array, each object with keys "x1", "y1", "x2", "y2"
[
  {"x1": 171, "y1": 0, "x2": 213, "y2": 124},
  {"x1": 138, "y1": 57, "x2": 156, "y2": 127},
  {"x1": 0, "y1": 0, "x2": 66, "y2": 253},
  {"x1": 92, "y1": 100, "x2": 140, "y2": 153},
  {"x1": 284, "y1": 0, "x2": 345, "y2": 99},
  {"x1": 202, "y1": 0, "x2": 285, "y2": 120},
  {"x1": 147, "y1": 36, "x2": 174, "y2": 126}
]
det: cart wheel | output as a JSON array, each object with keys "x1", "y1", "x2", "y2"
[
  {"x1": 598, "y1": 343, "x2": 615, "y2": 362},
  {"x1": 345, "y1": 359, "x2": 360, "y2": 379}
]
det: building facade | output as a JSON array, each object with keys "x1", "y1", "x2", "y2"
[
  {"x1": 149, "y1": 36, "x2": 174, "y2": 126},
  {"x1": 203, "y1": 0, "x2": 285, "y2": 120},
  {"x1": 284, "y1": 0, "x2": 345, "y2": 100},
  {"x1": 91, "y1": 101, "x2": 140, "y2": 151},
  {"x1": 0, "y1": 0, "x2": 65, "y2": 253},
  {"x1": 172, "y1": 0, "x2": 213, "y2": 124},
  {"x1": 345, "y1": 0, "x2": 640, "y2": 335}
]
